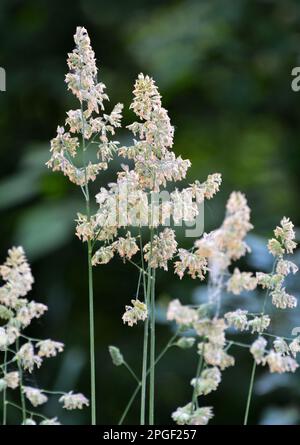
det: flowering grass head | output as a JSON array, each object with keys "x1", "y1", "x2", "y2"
[
  {"x1": 0, "y1": 246, "x2": 88, "y2": 425},
  {"x1": 167, "y1": 197, "x2": 299, "y2": 425},
  {"x1": 47, "y1": 26, "x2": 123, "y2": 187},
  {"x1": 46, "y1": 26, "x2": 299, "y2": 426}
]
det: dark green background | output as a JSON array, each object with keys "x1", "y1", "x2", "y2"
[{"x1": 0, "y1": 0, "x2": 300, "y2": 425}]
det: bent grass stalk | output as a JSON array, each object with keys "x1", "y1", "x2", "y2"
[
  {"x1": 16, "y1": 339, "x2": 26, "y2": 423},
  {"x1": 148, "y1": 191, "x2": 155, "y2": 425},
  {"x1": 149, "y1": 267, "x2": 156, "y2": 425},
  {"x1": 243, "y1": 360, "x2": 257, "y2": 425},
  {"x1": 191, "y1": 345, "x2": 204, "y2": 413},
  {"x1": 119, "y1": 332, "x2": 178, "y2": 425},
  {"x1": 140, "y1": 230, "x2": 149, "y2": 425},
  {"x1": 119, "y1": 384, "x2": 141, "y2": 426},
  {"x1": 243, "y1": 260, "x2": 277, "y2": 425},
  {"x1": 6, "y1": 401, "x2": 49, "y2": 422}
]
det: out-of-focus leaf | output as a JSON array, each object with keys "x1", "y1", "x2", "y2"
[
  {"x1": 52, "y1": 347, "x2": 86, "y2": 392},
  {"x1": 156, "y1": 295, "x2": 170, "y2": 325},
  {"x1": 259, "y1": 406, "x2": 299, "y2": 425},
  {"x1": 255, "y1": 373, "x2": 293, "y2": 396},
  {"x1": 127, "y1": 0, "x2": 236, "y2": 86},
  {"x1": 20, "y1": 144, "x2": 50, "y2": 169},
  {"x1": 0, "y1": 170, "x2": 41, "y2": 209},
  {"x1": 247, "y1": 234, "x2": 273, "y2": 271},
  {"x1": 14, "y1": 199, "x2": 81, "y2": 259},
  {"x1": 0, "y1": 145, "x2": 51, "y2": 210},
  {"x1": 192, "y1": 285, "x2": 209, "y2": 304}
]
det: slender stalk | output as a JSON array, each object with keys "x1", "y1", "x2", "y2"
[
  {"x1": 140, "y1": 231, "x2": 149, "y2": 425},
  {"x1": 0, "y1": 357, "x2": 16, "y2": 369},
  {"x1": 243, "y1": 360, "x2": 257, "y2": 425},
  {"x1": 140, "y1": 315, "x2": 149, "y2": 424},
  {"x1": 243, "y1": 260, "x2": 277, "y2": 425},
  {"x1": 6, "y1": 401, "x2": 48, "y2": 421},
  {"x1": 149, "y1": 267, "x2": 156, "y2": 425},
  {"x1": 227, "y1": 340, "x2": 252, "y2": 349},
  {"x1": 263, "y1": 332, "x2": 293, "y2": 341},
  {"x1": 118, "y1": 383, "x2": 141, "y2": 425},
  {"x1": 42, "y1": 389, "x2": 66, "y2": 396},
  {"x1": 80, "y1": 89, "x2": 97, "y2": 425},
  {"x1": 87, "y1": 236, "x2": 96, "y2": 425},
  {"x1": 16, "y1": 340, "x2": 26, "y2": 423},
  {"x1": 191, "y1": 345, "x2": 204, "y2": 413},
  {"x1": 135, "y1": 269, "x2": 142, "y2": 300},
  {"x1": 123, "y1": 362, "x2": 140, "y2": 385},
  {"x1": 128, "y1": 259, "x2": 153, "y2": 278},
  {"x1": 155, "y1": 332, "x2": 178, "y2": 364},
  {"x1": 2, "y1": 348, "x2": 7, "y2": 425},
  {"x1": 142, "y1": 264, "x2": 152, "y2": 424},
  {"x1": 147, "y1": 191, "x2": 156, "y2": 426},
  {"x1": 119, "y1": 332, "x2": 178, "y2": 425},
  {"x1": 262, "y1": 260, "x2": 277, "y2": 314},
  {"x1": 84, "y1": 167, "x2": 96, "y2": 426}
]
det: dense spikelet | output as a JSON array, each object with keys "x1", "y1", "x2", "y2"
[{"x1": 122, "y1": 299, "x2": 148, "y2": 327}]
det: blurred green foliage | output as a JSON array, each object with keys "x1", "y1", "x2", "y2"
[{"x1": 0, "y1": 0, "x2": 300, "y2": 425}]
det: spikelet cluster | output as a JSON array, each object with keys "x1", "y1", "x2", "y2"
[
  {"x1": 169, "y1": 200, "x2": 299, "y2": 425},
  {"x1": 0, "y1": 247, "x2": 88, "y2": 425},
  {"x1": 47, "y1": 27, "x2": 123, "y2": 186}
]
